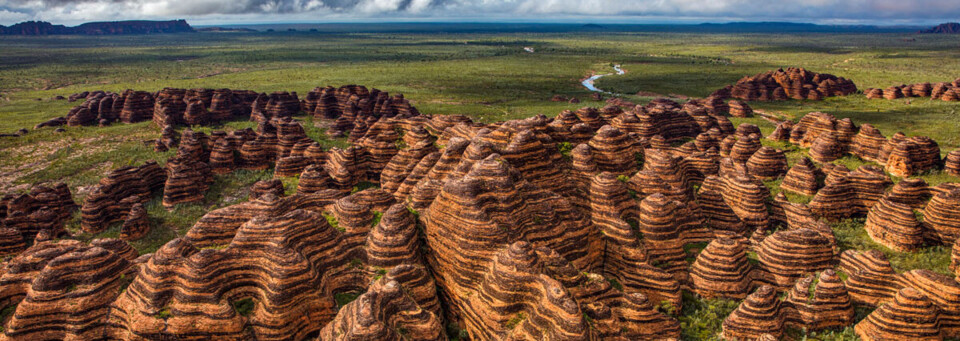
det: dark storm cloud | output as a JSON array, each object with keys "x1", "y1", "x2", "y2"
[{"x1": 1, "y1": 0, "x2": 960, "y2": 25}]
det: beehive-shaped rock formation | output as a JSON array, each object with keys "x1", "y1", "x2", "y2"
[
  {"x1": 884, "y1": 136, "x2": 942, "y2": 177},
  {"x1": 899, "y1": 269, "x2": 960, "y2": 337},
  {"x1": 119, "y1": 90, "x2": 154, "y2": 123},
  {"x1": 0, "y1": 239, "x2": 137, "y2": 340},
  {"x1": 110, "y1": 207, "x2": 406, "y2": 340},
  {"x1": 119, "y1": 202, "x2": 150, "y2": 241},
  {"x1": 690, "y1": 237, "x2": 754, "y2": 299},
  {"x1": 767, "y1": 121, "x2": 791, "y2": 142},
  {"x1": 423, "y1": 154, "x2": 598, "y2": 294},
  {"x1": 588, "y1": 174, "x2": 683, "y2": 307},
  {"x1": 605, "y1": 104, "x2": 702, "y2": 142},
  {"x1": 728, "y1": 99, "x2": 753, "y2": 117},
  {"x1": 839, "y1": 250, "x2": 901, "y2": 306},
  {"x1": 865, "y1": 196, "x2": 924, "y2": 251},
  {"x1": 887, "y1": 178, "x2": 931, "y2": 209},
  {"x1": 722, "y1": 285, "x2": 785, "y2": 340},
  {"x1": 208, "y1": 138, "x2": 236, "y2": 174},
  {"x1": 262, "y1": 91, "x2": 300, "y2": 119},
  {"x1": 634, "y1": 193, "x2": 706, "y2": 278},
  {"x1": 855, "y1": 287, "x2": 943, "y2": 341},
  {"x1": 783, "y1": 270, "x2": 855, "y2": 331},
  {"x1": 780, "y1": 157, "x2": 821, "y2": 196},
  {"x1": 1, "y1": 182, "x2": 75, "y2": 250},
  {"x1": 946, "y1": 150, "x2": 960, "y2": 176},
  {"x1": 809, "y1": 165, "x2": 891, "y2": 220},
  {"x1": 458, "y1": 241, "x2": 681, "y2": 340},
  {"x1": 729, "y1": 133, "x2": 762, "y2": 164},
  {"x1": 757, "y1": 228, "x2": 836, "y2": 289},
  {"x1": 459, "y1": 241, "x2": 593, "y2": 339},
  {"x1": 789, "y1": 112, "x2": 855, "y2": 148},
  {"x1": 699, "y1": 168, "x2": 771, "y2": 232},
  {"x1": 746, "y1": 147, "x2": 788, "y2": 180},
  {"x1": 727, "y1": 68, "x2": 856, "y2": 102},
  {"x1": 250, "y1": 179, "x2": 284, "y2": 200},
  {"x1": 297, "y1": 164, "x2": 336, "y2": 195},
  {"x1": 923, "y1": 188, "x2": 960, "y2": 245},
  {"x1": 851, "y1": 124, "x2": 886, "y2": 162},
  {"x1": 809, "y1": 132, "x2": 845, "y2": 163},
  {"x1": 883, "y1": 86, "x2": 904, "y2": 100},
  {"x1": 151, "y1": 88, "x2": 187, "y2": 126},
  {"x1": 81, "y1": 162, "x2": 165, "y2": 233},
  {"x1": 319, "y1": 274, "x2": 445, "y2": 340},
  {"x1": 161, "y1": 155, "x2": 213, "y2": 209}
]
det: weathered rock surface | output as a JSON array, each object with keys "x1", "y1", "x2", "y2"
[
  {"x1": 81, "y1": 162, "x2": 165, "y2": 233},
  {"x1": 11, "y1": 87, "x2": 960, "y2": 339},
  {"x1": 727, "y1": 67, "x2": 856, "y2": 101}
]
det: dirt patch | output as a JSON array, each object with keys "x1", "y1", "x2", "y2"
[
  {"x1": 754, "y1": 109, "x2": 790, "y2": 124},
  {"x1": 0, "y1": 138, "x2": 78, "y2": 192},
  {"x1": 0, "y1": 160, "x2": 53, "y2": 193},
  {"x1": 423, "y1": 99, "x2": 466, "y2": 105},
  {"x1": 198, "y1": 67, "x2": 248, "y2": 79},
  {"x1": 635, "y1": 91, "x2": 667, "y2": 97},
  {"x1": 0, "y1": 132, "x2": 150, "y2": 193}
]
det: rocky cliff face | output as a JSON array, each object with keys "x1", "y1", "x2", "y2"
[
  {"x1": 919, "y1": 22, "x2": 960, "y2": 34},
  {"x1": 0, "y1": 20, "x2": 194, "y2": 35}
]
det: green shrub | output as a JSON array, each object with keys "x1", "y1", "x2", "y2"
[{"x1": 232, "y1": 298, "x2": 256, "y2": 316}]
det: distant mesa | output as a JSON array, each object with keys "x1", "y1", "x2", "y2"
[
  {"x1": 0, "y1": 20, "x2": 194, "y2": 35},
  {"x1": 918, "y1": 22, "x2": 960, "y2": 34}
]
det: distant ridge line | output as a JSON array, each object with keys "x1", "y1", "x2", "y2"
[
  {"x1": 918, "y1": 22, "x2": 960, "y2": 34},
  {"x1": 0, "y1": 20, "x2": 194, "y2": 35}
]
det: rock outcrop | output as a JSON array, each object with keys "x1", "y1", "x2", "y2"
[
  {"x1": 12, "y1": 87, "x2": 960, "y2": 339},
  {"x1": 727, "y1": 67, "x2": 856, "y2": 101},
  {"x1": 0, "y1": 183, "x2": 75, "y2": 254},
  {"x1": 866, "y1": 78, "x2": 960, "y2": 102},
  {"x1": 119, "y1": 203, "x2": 150, "y2": 241},
  {"x1": 923, "y1": 188, "x2": 960, "y2": 245},
  {"x1": 0, "y1": 239, "x2": 138, "y2": 340},
  {"x1": 865, "y1": 196, "x2": 923, "y2": 251},
  {"x1": 780, "y1": 157, "x2": 821, "y2": 196},
  {"x1": 746, "y1": 147, "x2": 788, "y2": 180},
  {"x1": 728, "y1": 100, "x2": 753, "y2": 117},
  {"x1": 722, "y1": 285, "x2": 785, "y2": 340},
  {"x1": 920, "y1": 22, "x2": 960, "y2": 34},
  {"x1": 855, "y1": 287, "x2": 943, "y2": 340},
  {"x1": 81, "y1": 162, "x2": 165, "y2": 233}
]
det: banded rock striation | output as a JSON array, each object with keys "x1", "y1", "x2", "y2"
[
  {"x1": 727, "y1": 67, "x2": 857, "y2": 102},
  {"x1": 7, "y1": 85, "x2": 960, "y2": 340}
]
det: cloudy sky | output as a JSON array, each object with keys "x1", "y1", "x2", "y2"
[{"x1": 1, "y1": 0, "x2": 958, "y2": 26}]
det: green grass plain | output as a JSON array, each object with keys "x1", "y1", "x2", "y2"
[{"x1": 2, "y1": 30, "x2": 959, "y2": 340}]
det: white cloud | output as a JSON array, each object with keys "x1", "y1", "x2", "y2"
[
  {"x1": 1, "y1": 0, "x2": 959, "y2": 25},
  {"x1": 0, "y1": 9, "x2": 30, "y2": 22}
]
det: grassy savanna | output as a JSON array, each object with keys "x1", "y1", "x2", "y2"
[{"x1": 2, "y1": 28, "x2": 960, "y2": 340}]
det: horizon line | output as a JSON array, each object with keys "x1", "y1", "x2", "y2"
[{"x1": 1, "y1": 19, "x2": 944, "y2": 28}]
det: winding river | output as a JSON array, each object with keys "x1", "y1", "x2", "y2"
[{"x1": 581, "y1": 64, "x2": 624, "y2": 93}]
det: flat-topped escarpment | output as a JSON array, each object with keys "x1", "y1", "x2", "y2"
[{"x1": 0, "y1": 20, "x2": 194, "y2": 35}]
